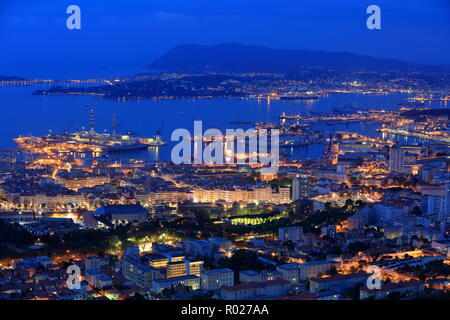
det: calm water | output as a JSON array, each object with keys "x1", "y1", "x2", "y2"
[{"x1": 0, "y1": 86, "x2": 441, "y2": 161}]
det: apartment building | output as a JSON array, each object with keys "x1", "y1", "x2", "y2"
[{"x1": 201, "y1": 268, "x2": 234, "y2": 291}]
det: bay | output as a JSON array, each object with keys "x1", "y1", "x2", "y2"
[{"x1": 0, "y1": 86, "x2": 435, "y2": 161}]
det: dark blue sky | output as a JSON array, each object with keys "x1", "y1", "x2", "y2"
[{"x1": 1, "y1": 0, "x2": 449, "y2": 78}]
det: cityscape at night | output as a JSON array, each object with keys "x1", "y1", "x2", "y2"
[{"x1": 0, "y1": 0, "x2": 449, "y2": 312}]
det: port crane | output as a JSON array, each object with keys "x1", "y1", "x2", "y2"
[
  {"x1": 111, "y1": 113, "x2": 117, "y2": 136},
  {"x1": 156, "y1": 120, "x2": 165, "y2": 142},
  {"x1": 84, "y1": 104, "x2": 96, "y2": 133}
]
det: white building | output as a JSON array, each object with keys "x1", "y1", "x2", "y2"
[
  {"x1": 94, "y1": 204, "x2": 149, "y2": 226},
  {"x1": 207, "y1": 237, "x2": 232, "y2": 255},
  {"x1": 389, "y1": 147, "x2": 406, "y2": 173},
  {"x1": 201, "y1": 268, "x2": 234, "y2": 290},
  {"x1": 292, "y1": 176, "x2": 310, "y2": 201},
  {"x1": 184, "y1": 239, "x2": 211, "y2": 257},
  {"x1": 12, "y1": 256, "x2": 52, "y2": 269},
  {"x1": 239, "y1": 270, "x2": 281, "y2": 283},
  {"x1": 277, "y1": 263, "x2": 301, "y2": 284},
  {"x1": 220, "y1": 278, "x2": 290, "y2": 300},
  {"x1": 278, "y1": 226, "x2": 303, "y2": 243},
  {"x1": 152, "y1": 275, "x2": 200, "y2": 294},
  {"x1": 299, "y1": 261, "x2": 339, "y2": 280},
  {"x1": 85, "y1": 272, "x2": 113, "y2": 289},
  {"x1": 85, "y1": 256, "x2": 104, "y2": 272}
]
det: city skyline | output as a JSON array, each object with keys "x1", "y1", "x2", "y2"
[{"x1": 0, "y1": 0, "x2": 449, "y2": 307}]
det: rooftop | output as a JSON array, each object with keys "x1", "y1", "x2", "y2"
[
  {"x1": 201, "y1": 268, "x2": 233, "y2": 275},
  {"x1": 94, "y1": 204, "x2": 148, "y2": 216},
  {"x1": 221, "y1": 278, "x2": 289, "y2": 292}
]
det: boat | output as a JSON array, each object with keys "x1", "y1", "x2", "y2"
[
  {"x1": 14, "y1": 106, "x2": 167, "y2": 153},
  {"x1": 280, "y1": 91, "x2": 319, "y2": 100},
  {"x1": 62, "y1": 130, "x2": 165, "y2": 151},
  {"x1": 14, "y1": 130, "x2": 166, "y2": 153}
]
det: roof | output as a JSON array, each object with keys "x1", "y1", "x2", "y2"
[
  {"x1": 309, "y1": 271, "x2": 368, "y2": 284},
  {"x1": 301, "y1": 260, "x2": 339, "y2": 267},
  {"x1": 275, "y1": 292, "x2": 318, "y2": 300},
  {"x1": 153, "y1": 275, "x2": 200, "y2": 284},
  {"x1": 186, "y1": 238, "x2": 210, "y2": 245},
  {"x1": 221, "y1": 278, "x2": 289, "y2": 292},
  {"x1": 277, "y1": 263, "x2": 301, "y2": 271},
  {"x1": 121, "y1": 255, "x2": 159, "y2": 273},
  {"x1": 88, "y1": 273, "x2": 112, "y2": 281},
  {"x1": 240, "y1": 270, "x2": 259, "y2": 276},
  {"x1": 279, "y1": 226, "x2": 303, "y2": 231},
  {"x1": 94, "y1": 204, "x2": 148, "y2": 216},
  {"x1": 202, "y1": 268, "x2": 233, "y2": 275}
]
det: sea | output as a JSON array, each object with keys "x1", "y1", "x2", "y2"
[{"x1": 0, "y1": 85, "x2": 446, "y2": 162}]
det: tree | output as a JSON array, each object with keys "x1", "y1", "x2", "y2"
[
  {"x1": 217, "y1": 249, "x2": 267, "y2": 272},
  {"x1": 344, "y1": 282, "x2": 363, "y2": 300},
  {"x1": 385, "y1": 291, "x2": 401, "y2": 300},
  {"x1": 125, "y1": 292, "x2": 146, "y2": 300},
  {"x1": 323, "y1": 266, "x2": 338, "y2": 277},
  {"x1": 284, "y1": 240, "x2": 296, "y2": 251},
  {"x1": 411, "y1": 206, "x2": 422, "y2": 216}
]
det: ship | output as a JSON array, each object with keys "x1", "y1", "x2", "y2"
[
  {"x1": 63, "y1": 130, "x2": 166, "y2": 152},
  {"x1": 280, "y1": 91, "x2": 319, "y2": 100},
  {"x1": 14, "y1": 107, "x2": 166, "y2": 152},
  {"x1": 14, "y1": 129, "x2": 166, "y2": 153}
]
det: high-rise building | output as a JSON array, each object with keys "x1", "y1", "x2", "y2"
[
  {"x1": 207, "y1": 237, "x2": 232, "y2": 254},
  {"x1": 443, "y1": 182, "x2": 450, "y2": 220},
  {"x1": 278, "y1": 226, "x2": 303, "y2": 243},
  {"x1": 166, "y1": 259, "x2": 204, "y2": 278},
  {"x1": 186, "y1": 259, "x2": 204, "y2": 277},
  {"x1": 167, "y1": 261, "x2": 187, "y2": 278},
  {"x1": 422, "y1": 182, "x2": 450, "y2": 220},
  {"x1": 184, "y1": 239, "x2": 211, "y2": 257},
  {"x1": 292, "y1": 176, "x2": 310, "y2": 201},
  {"x1": 389, "y1": 146, "x2": 406, "y2": 173},
  {"x1": 121, "y1": 253, "x2": 162, "y2": 288},
  {"x1": 84, "y1": 256, "x2": 103, "y2": 273}
]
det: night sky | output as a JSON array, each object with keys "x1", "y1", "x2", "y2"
[{"x1": 0, "y1": 0, "x2": 449, "y2": 78}]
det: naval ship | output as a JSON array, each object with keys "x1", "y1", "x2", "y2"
[
  {"x1": 52, "y1": 130, "x2": 164, "y2": 151},
  {"x1": 14, "y1": 107, "x2": 166, "y2": 152},
  {"x1": 279, "y1": 91, "x2": 319, "y2": 100},
  {"x1": 14, "y1": 129, "x2": 166, "y2": 152}
]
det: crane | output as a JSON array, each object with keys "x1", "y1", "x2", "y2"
[
  {"x1": 156, "y1": 120, "x2": 165, "y2": 141},
  {"x1": 111, "y1": 113, "x2": 117, "y2": 136},
  {"x1": 84, "y1": 104, "x2": 96, "y2": 133}
]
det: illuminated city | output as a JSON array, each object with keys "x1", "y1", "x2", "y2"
[{"x1": 0, "y1": 0, "x2": 449, "y2": 312}]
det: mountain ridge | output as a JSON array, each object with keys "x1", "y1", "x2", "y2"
[{"x1": 147, "y1": 43, "x2": 447, "y2": 73}]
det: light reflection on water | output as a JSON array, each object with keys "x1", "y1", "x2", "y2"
[{"x1": 1, "y1": 86, "x2": 440, "y2": 162}]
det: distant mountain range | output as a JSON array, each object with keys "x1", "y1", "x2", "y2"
[
  {"x1": 0, "y1": 75, "x2": 25, "y2": 81},
  {"x1": 147, "y1": 43, "x2": 448, "y2": 73}
]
